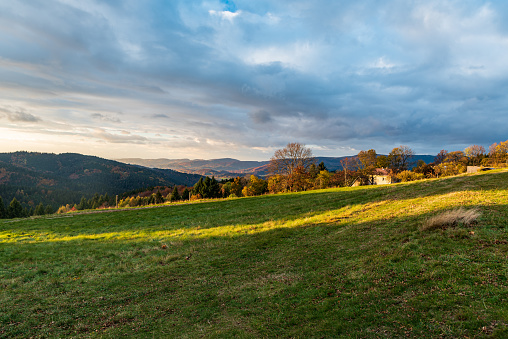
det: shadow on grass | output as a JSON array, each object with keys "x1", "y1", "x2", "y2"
[{"x1": 1, "y1": 197, "x2": 507, "y2": 338}]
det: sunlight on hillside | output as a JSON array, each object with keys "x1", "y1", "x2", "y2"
[{"x1": 2, "y1": 185, "x2": 506, "y2": 244}]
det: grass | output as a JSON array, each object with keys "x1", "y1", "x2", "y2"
[
  {"x1": 1, "y1": 170, "x2": 508, "y2": 337},
  {"x1": 421, "y1": 207, "x2": 481, "y2": 231}
]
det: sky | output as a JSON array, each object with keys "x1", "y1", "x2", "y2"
[{"x1": 1, "y1": 0, "x2": 507, "y2": 161}]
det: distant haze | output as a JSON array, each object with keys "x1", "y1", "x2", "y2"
[{"x1": 1, "y1": 1, "x2": 507, "y2": 160}]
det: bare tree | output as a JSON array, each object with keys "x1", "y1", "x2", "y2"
[
  {"x1": 269, "y1": 143, "x2": 315, "y2": 191},
  {"x1": 269, "y1": 142, "x2": 315, "y2": 176},
  {"x1": 339, "y1": 156, "x2": 358, "y2": 186},
  {"x1": 434, "y1": 150, "x2": 448, "y2": 165}
]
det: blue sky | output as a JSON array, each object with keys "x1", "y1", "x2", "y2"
[{"x1": 1, "y1": 0, "x2": 507, "y2": 160}]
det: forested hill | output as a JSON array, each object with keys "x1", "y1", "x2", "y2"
[{"x1": 0, "y1": 152, "x2": 202, "y2": 210}]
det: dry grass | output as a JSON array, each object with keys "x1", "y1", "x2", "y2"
[{"x1": 421, "y1": 208, "x2": 481, "y2": 231}]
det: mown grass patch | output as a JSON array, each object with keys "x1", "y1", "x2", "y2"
[{"x1": 1, "y1": 170, "x2": 508, "y2": 337}]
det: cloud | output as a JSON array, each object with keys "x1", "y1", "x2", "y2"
[
  {"x1": 0, "y1": 0, "x2": 507, "y2": 160},
  {"x1": 91, "y1": 113, "x2": 121, "y2": 123},
  {"x1": 0, "y1": 107, "x2": 42, "y2": 122},
  {"x1": 92, "y1": 129, "x2": 148, "y2": 144},
  {"x1": 249, "y1": 110, "x2": 272, "y2": 124}
]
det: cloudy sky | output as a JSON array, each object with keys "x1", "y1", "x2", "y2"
[{"x1": 1, "y1": 0, "x2": 507, "y2": 160}]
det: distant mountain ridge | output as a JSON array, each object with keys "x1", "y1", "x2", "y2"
[
  {"x1": 117, "y1": 155, "x2": 436, "y2": 178},
  {"x1": 0, "y1": 152, "x2": 203, "y2": 210}
]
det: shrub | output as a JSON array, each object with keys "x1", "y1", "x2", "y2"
[
  {"x1": 396, "y1": 170, "x2": 425, "y2": 182},
  {"x1": 421, "y1": 208, "x2": 480, "y2": 231}
]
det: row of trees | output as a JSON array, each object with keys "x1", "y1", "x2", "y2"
[
  {"x1": 69, "y1": 187, "x2": 192, "y2": 210},
  {"x1": 265, "y1": 139, "x2": 508, "y2": 190},
  {"x1": 0, "y1": 196, "x2": 54, "y2": 219}
]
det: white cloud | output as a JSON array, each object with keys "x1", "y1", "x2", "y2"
[{"x1": 209, "y1": 9, "x2": 241, "y2": 21}]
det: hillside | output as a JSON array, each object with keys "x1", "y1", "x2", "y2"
[
  {"x1": 117, "y1": 155, "x2": 436, "y2": 178},
  {"x1": 0, "y1": 152, "x2": 202, "y2": 209},
  {"x1": 1, "y1": 170, "x2": 507, "y2": 337}
]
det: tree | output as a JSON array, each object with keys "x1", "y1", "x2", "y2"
[
  {"x1": 8, "y1": 198, "x2": 23, "y2": 218},
  {"x1": 376, "y1": 155, "x2": 389, "y2": 168},
  {"x1": 154, "y1": 190, "x2": 164, "y2": 204},
  {"x1": 434, "y1": 151, "x2": 468, "y2": 177},
  {"x1": 315, "y1": 170, "x2": 331, "y2": 189},
  {"x1": 267, "y1": 175, "x2": 285, "y2": 194},
  {"x1": 317, "y1": 161, "x2": 327, "y2": 172},
  {"x1": 388, "y1": 145, "x2": 414, "y2": 173},
  {"x1": 0, "y1": 196, "x2": 5, "y2": 219},
  {"x1": 434, "y1": 150, "x2": 448, "y2": 165},
  {"x1": 357, "y1": 149, "x2": 377, "y2": 184},
  {"x1": 242, "y1": 175, "x2": 268, "y2": 196},
  {"x1": 413, "y1": 160, "x2": 435, "y2": 178},
  {"x1": 268, "y1": 142, "x2": 315, "y2": 177},
  {"x1": 489, "y1": 140, "x2": 508, "y2": 165},
  {"x1": 169, "y1": 187, "x2": 180, "y2": 202},
  {"x1": 34, "y1": 203, "x2": 45, "y2": 216},
  {"x1": 464, "y1": 145, "x2": 486, "y2": 166},
  {"x1": 194, "y1": 176, "x2": 221, "y2": 199},
  {"x1": 221, "y1": 182, "x2": 232, "y2": 198},
  {"x1": 77, "y1": 196, "x2": 89, "y2": 210},
  {"x1": 44, "y1": 205, "x2": 53, "y2": 215},
  {"x1": 444, "y1": 151, "x2": 468, "y2": 165},
  {"x1": 268, "y1": 143, "x2": 315, "y2": 192},
  {"x1": 192, "y1": 178, "x2": 205, "y2": 197},
  {"x1": 340, "y1": 157, "x2": 358, "y2": 186},
  {"x1": 287, "y1": 166, "x2": 312, "y2": 192},
  {"x1": 230, "y1": 177, "x2": 247, "y2": 197},
  {"x1": 181, "y1": 188, "x2": 190, "y2": 200},
  {"x1": 308, "y1": 163, "x2": 318, "y2": 179}
]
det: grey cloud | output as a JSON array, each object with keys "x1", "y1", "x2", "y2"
[
  {"x1": 0, "y1": 107, "x2": 42, "y2": 122},
  {"x1": 91, "y1": 113, "x2": 121, "y2": 123},
  {"x1": 151, "y1": 114, "x2": 170, "y2": 119},
  {"x1": 249, "y1": 110, "x2": 272, "y2": 124}
]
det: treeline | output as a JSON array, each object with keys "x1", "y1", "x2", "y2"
[
  {"x1": 117, "y1": 186, "x2": 191, "y2": 208},
  {"x1": 0, "y1": 196, "x2": 54, "y2": 219},
  {"x1": 2, "y1": 140, "x2": 507, "y2": 219}
]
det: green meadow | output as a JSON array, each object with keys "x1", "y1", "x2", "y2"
[{"x1": 1, "y1": 170, "x2": 508, "y2": 338}]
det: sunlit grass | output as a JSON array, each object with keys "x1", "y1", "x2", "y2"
[{"x1": 1, "y1": 170, "x2": 508, "y2": 337}]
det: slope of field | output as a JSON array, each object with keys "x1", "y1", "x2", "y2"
[
  {"x1": 0, "y1": 152, "x2": 202, "y2": 209},
  {"x1": 1, "y1": 170, "x2": 507, "y2": 337}
]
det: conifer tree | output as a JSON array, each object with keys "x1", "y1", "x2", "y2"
[
  {"x1": 77, "y1": 196, "x2": 88, "y2": 210},
  {"x1": 34, "y1": 203, "x2": 45, "y2": 216},
  {"x1": 0, "y1": 196, "x2": 5, "y2": 219},
  {"x1": 181, "y1": 188, "x2": 190, "y2": 200},
  {"x1": 318, "y1": 161, "x2": 327, "y2": 172},
  {"x1": 154, "y1": 190, "x2": 164, "y2": 204},
  {"x1": 170, "y1": 187, "x2": 180, "y2": 202},
  {"x1": 8, "y1": 198, "x2": 23, "y2": 218},
  {"x1": 193, "y1": 178, "x2": 205, "y2": 197},
  {"x1": 203, "y1": 177, "x2": 212, "y2": 198},
  {"x1": 209, "y1": 176, "x2": 221, "y2": 198}
]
